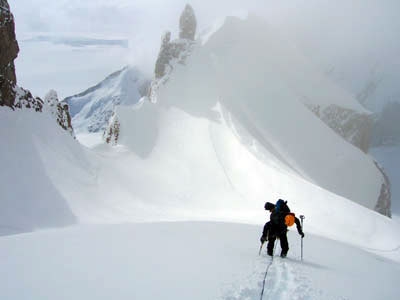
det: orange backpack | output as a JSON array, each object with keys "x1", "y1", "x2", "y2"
[{"x1": 285, "y1": 213, "x2": 296, "y2": 226}]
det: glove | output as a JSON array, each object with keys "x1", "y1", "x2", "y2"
[
  {"x1": 260, "y1": 236, "x2": 266, "y2": 243},
  {"x1": 300, "y1": 232, "x2": 305, "y2": 238}
]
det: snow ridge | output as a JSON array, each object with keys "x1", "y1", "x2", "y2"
[{"x1": 64, "y1": 66, "x2": 149, "y2": 134}]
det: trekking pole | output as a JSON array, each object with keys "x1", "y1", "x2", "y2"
[
  {"x1": 259, "y1": 242, "x2": 264, "y2": 256},
  {"x1": 300, "y1": 215, "x2": 305, "y2": 261}
]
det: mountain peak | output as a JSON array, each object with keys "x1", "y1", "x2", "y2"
[{"x1": 64, "y1": 65, "x2": 150, "y2": 134}]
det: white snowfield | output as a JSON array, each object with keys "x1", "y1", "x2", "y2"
[
  {"x1": 1, "y1": 15, "x2": 400, "y2": 300},
  {"x1": 0, "y1": 222, "x2": 399, "y2": 300},
  {"x1": 1, "y1": 98, "x2": 400, "y2": 299}
]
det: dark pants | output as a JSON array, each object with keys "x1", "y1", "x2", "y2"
[{"x1": 267, "y1": 233, "x2": 289, "y2": 256}]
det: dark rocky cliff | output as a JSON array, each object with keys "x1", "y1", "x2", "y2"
[{"x1": 0, "y1": 0, "x2": 19, "y2": 107}]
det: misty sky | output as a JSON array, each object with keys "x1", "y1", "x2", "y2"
[{"x1": 10, "y1": 0, "x2": 400, "y2": 110}]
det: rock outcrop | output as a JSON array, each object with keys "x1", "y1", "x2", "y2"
[
  {"x1": 103, "y1": 113, "x2": 120, "y2": 145},
  {"x1": 0, "y1": 0, "x2": 75, "y2": 136},
  {"x1": 373, "y1": 161, "x2": 391, "y2": 217},
  {"x1": 306, "y1": 103, "x2": 372, "y2": 153},
  {"x1": 154, "y1": 32, "x2": 194, "y2": 80},
  {"x1": 154, "y1": 31, "x2": 172, "y2": 79},
  {"x1": 306, "y1": 102, "x2": 392, "y2": 216},
  {"x1": 0, "y1": 0, "x2": 19, "y2": 107},
  {"x1": 13, "y1": 85, "x2": 43, "y2": 112},
  {"x1": 150, "y1": 5, "x2": 197, "y2": 102},
  {"x1": 44, "y1": 90, "x2": 75, "y2": 137},
  {"x1": 179, "y1": 4, "x2": 196, "y2": 40}
]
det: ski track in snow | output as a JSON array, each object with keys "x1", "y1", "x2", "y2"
[{"x1": 220, "y1": 243, "x2": 343, "y2": 300}]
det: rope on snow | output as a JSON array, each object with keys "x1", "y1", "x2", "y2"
[{"x1": 259, "y1": 242, "x2": 276, "y2": 300}]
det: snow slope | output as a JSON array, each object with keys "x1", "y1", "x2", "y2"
[
  {"x1": 1, "y1": 12, "x2": 400, "y2": 300},
  {"x1": 0, "y1": 107, "x2": 77, "y2": 235},
  {"x1": 0, "y1": 222, "x2": 399, "y2": 300},
  {"x1": 2, "y1": 95, "x2": 397, "y2": 256},
  {"x1": 0, "y1": 13, "x2": 395, "y2": 253},
  {"x1": 1, "y1": 16, "x2": 394, "y2": 246},
  {"x1": 32, "y1": 99, "x2": 397, "y2": 257},
  {"x1": 148, "y1": 16, "x2": 383, "y2": 210}
]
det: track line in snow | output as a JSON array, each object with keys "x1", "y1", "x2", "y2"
[{"x1": 219, "y1": 239, "x2": 349, "y2": 300}]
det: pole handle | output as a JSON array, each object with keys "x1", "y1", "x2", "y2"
[{"x1": 300, "y1": 215, "x2": 305, "y2": 228}]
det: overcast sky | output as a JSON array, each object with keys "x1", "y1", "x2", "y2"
[{"x1": 9, "y1": 0, "x2": 400, "y2": 109}]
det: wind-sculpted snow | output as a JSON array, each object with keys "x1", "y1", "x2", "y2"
[
  {"x1": 1, "y1": 8, "x2": 396, "y2": 257},
  {"x1": 137, "y1": 16, "x2": 384, "y2": 212},
  {"x1": 207, "y1": 16, "x2": 373, "y2": 153}
]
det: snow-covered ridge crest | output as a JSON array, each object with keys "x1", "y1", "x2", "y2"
[
  {"x1": 64, "y1": 65, "x2": 149, "y2": 134},
  {"x1": 131, "y1": 15, "x2": 387, "y2": 215}
]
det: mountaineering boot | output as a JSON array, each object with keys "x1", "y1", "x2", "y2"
[{"x1": 280, "y1": 252, "x2": 287, "y2": 258}]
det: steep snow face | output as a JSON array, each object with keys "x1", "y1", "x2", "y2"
[
  {"x1": 207, "y1": 16, "x2": 373, "y2": 153},
  {"x1": 206, "y1": 17, "x2": 367, "y2": 112},
  {"x1": 90, "y1": 101, "x2": 400, "y2": 254},
  {"x1": 63, "y1": 66, "x2": 149, "y2": 134},
  {"x1": 143, "y1": 16, "x2": 383, "y2": 212}
]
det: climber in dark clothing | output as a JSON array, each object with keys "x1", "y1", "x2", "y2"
[
  {"x1": 260, "y1": 220, "x2": 283, "y2": 257},
  {"x1": 260, "y1": 200, "x2": 304, "y2": 257}
]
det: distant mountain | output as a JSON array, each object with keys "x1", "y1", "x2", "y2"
[{"x1": 63, "y1": 66, "x2": 150, "y2": 134}]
